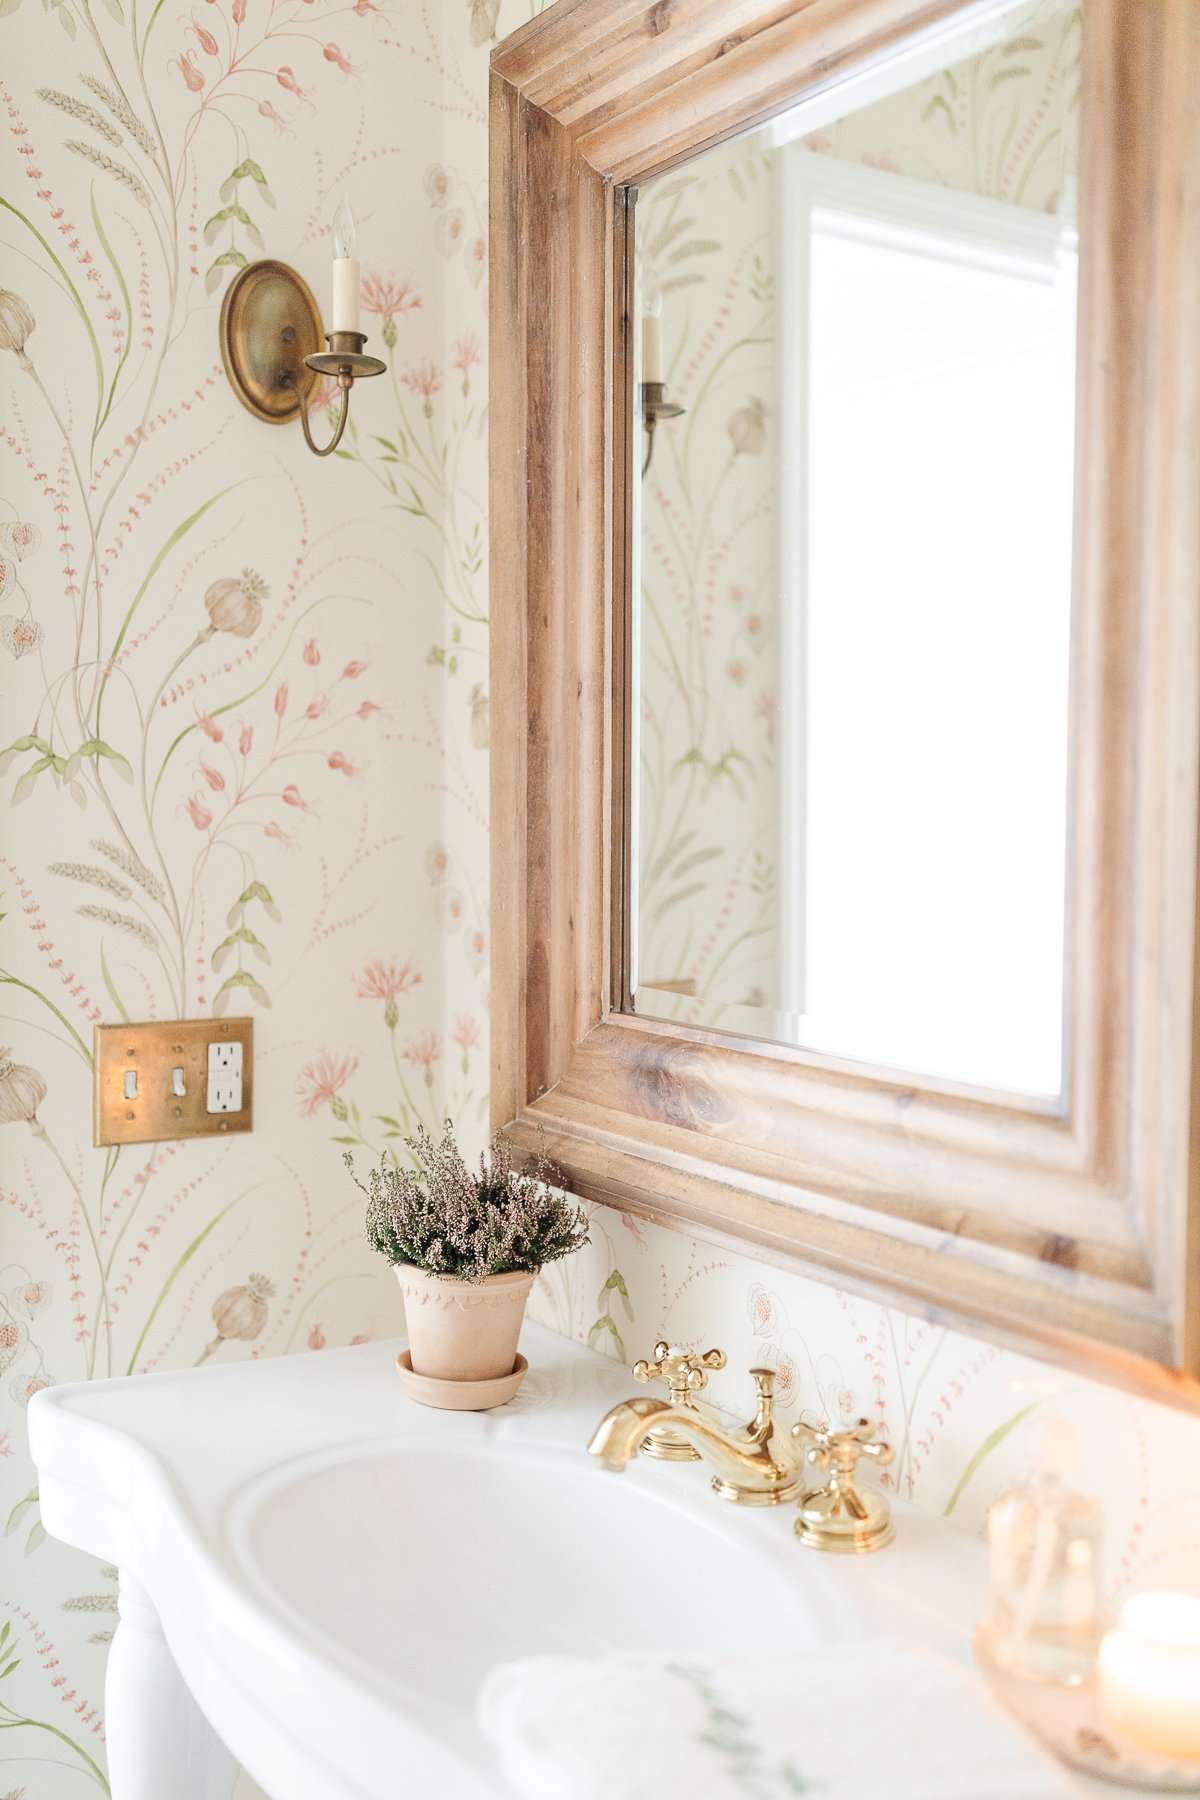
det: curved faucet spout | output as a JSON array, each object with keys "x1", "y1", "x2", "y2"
[{"x1": 587, "y1": 1371, "x2": 801, "y2": 1506}]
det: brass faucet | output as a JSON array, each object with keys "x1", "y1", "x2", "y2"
[{"x1": 588, "y1": 1365, "x2": 803, "y2": 1506}]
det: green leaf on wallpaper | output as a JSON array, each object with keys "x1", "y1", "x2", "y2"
[
  {"x1": 0, "y1": 0, "x2": 22, "y2": 19},
  {"x1": 12, "y1": 754, "x2": 55, "y2": 804},
  {"x1": 989, "y1": 64, "x2": 1032, "y2": 87},
  {"x1": 4, "y1": 1487, "x2": 37, "y2": 1537},
  {"x1": 59, "y1": 4, "x2": 76, "y2": 33},
  {"x1": 99, "y1": 0, "x2": 123, "y2": 20},
  {"x1": 76, "y1": 737, "x2": 132, "y2": 780},
  {"x1": 99, "y1": 943, "x2": 131, "y2": 1023},
  {"x1": 942, "y1": 1401, "x2": 1039, "y2": 1519},
  {"x1": 97, "y1": 482, "x2": 245, "y2": 742},
  {"x1": 25, "y1": 1519, "x2": 45, "y2": 1555},
  {"x1": 229, "y1": 157, "x2": 270, "y2": 187},
  {"x1": 124, "y1": 1184, "x2": 267, "y2": 1375},
  {"x1": 921, "y1": 93, "x2": 955, "y2": 129}
]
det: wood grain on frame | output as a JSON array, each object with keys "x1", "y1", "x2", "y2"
[{"x1": 490, "y1": 0, "x2": 1200, "y2": 1406}]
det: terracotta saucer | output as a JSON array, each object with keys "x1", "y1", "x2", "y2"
[{"x1": 394, "y1": 1350, "x2": 529, "y2": 1412}]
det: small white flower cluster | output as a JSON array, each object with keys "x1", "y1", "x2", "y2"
[{"x1": 353, "y1": 1122, "x2": 588, "y2": 1284}]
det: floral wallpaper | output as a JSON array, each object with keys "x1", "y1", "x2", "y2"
[
  {"x1": 1, "y1": 0, "x2": 1198, "y2": 1795},
  {"x1": 0, "y1": 0, "x2": 499, "y2": 1786}
]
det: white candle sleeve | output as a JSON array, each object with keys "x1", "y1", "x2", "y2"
[
  {"x1": 641, "y1": 314, "x2": 663, "y2": 385},
  {"x1": 332, "y1": 258, "x2": 361, "y2": 336}
]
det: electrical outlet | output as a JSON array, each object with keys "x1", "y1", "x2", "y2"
[
  {"x1": 207, "y1": 1040, "x2": 244, "y2": 1113},
  {"x1": 94, "y1": 1019, "x2": 253, "y2": 1146}
]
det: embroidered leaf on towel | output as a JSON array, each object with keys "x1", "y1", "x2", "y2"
[{"x1": 666, "y1": 1662, "x2": 821, "y2": 1797}]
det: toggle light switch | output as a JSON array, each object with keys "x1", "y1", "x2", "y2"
[
  {"x1": 172, "y1": 1067, "x2": 186, "y2": 1097},
  {"x1": 123, "y1": 1069, "x2": 138, "y2": 1100}
]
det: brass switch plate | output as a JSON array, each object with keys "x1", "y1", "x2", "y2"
[{"x1": 94, "y1": 1018, "x2": 254, "y2": 1147}]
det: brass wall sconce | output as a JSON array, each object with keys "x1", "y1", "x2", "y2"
[
  {"x1": 641, "y1": 380, "x2": 684, "y2": 475},
  {"x1": 219, "y1": 259, "x2": 385, "y2": 458}
]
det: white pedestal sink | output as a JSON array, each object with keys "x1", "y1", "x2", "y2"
[{"x1": 28, "y1": 1324, "x2": 1104, "y2": 1800}]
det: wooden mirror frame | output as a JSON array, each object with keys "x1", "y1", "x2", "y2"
[{"x1": 490, "y1": 0, "x2": 1200, "y2": 1406}]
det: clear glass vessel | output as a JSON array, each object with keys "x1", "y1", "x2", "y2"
[{"x1": 984, "y1": 1413, "x2": 1105, "y2": 1686}]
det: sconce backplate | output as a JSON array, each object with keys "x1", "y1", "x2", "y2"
[{"x1": 220, "y1": 259, "x2": 322, "y2": 424}]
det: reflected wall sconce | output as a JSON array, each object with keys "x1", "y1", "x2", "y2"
[
  {"x1": 641, "y1": 380, "x2": 685, "y2": 475},
  {"x1": 219, "y1": 200, "x2": 385, "y2": 458},
  {"x1": 640, "y1": 292, "x2": 684, "y2": 475}
]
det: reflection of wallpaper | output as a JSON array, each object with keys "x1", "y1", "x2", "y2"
[
  {"x1": 2, "y1": 2, "x2": 1198, "y2": 1794},
  {"x1": 635, "y1": 5, "x2": 1080, "y2": 1034},
  {"x1": 636, "y1": 144, "x2": 780, "y2": 1016},
  {"x1": 814, "y1": 2, "x2": 1080, "y2": 211}
]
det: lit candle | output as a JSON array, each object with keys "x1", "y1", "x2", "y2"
[
  {"x1": 641, "y1": 289, "x2": 663, "y2": 387},
  {"x1": 1097, "y1": 1592, "x2": 1200, "y2": 1761},
  {"x1": 331, "y1": 195, "x2": 360, "y2": 338}
]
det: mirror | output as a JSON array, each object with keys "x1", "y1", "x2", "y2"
[{"x1": 629, "y1": 0, "x2": 1081, "y2": 1100}]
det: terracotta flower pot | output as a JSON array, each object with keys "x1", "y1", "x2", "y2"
[{"x1": 395, "y1": 1263, "x2": 537, "y2": 1382}]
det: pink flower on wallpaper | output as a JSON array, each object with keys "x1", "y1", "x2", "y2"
[
  {"x1": 184, "y1": 796, "x2": 213, "y2": 831},
  {"x1": 464, "y1": 927, "x2": 485, "y2": 974},
  {"x1": 186, "y1": 14, "x2": 219, "y2": 55},
  {"x1": 258, "y1": 100, "x2": 294, "y2": 137},
  {"x1": 276, "y1": 67, "x2": 313, "y2": 104},
  {"x1": 322, "y1": 42, "x2": 362, "y2": 75},
  {"x1": 434, "y1": 888, "x2": 463, "y2": 932},
  {"x1": 343, "y1": 659, "x2": 368, "y2": 679},
  {"x1": 726, "y1": 660, "x2": 746, "y2": 687},
  {"x1": 425, "y1": 842, "x2": 453, "y2": 883},
  {"x1": 173, "y1": 50, "x2": 205, "y2": 91},
  {"x1": 304, "y1": 695, "x2": 329, "y2": 720},
  {"x1": 452, "y1": 1013, "x2": 479, "y2": 1053},
  {"x1": 753, "y1": 690, "x2": 776, "y2": 725},
  {"x1": 361, "y1": 274, "x2": 420, "y2": 318},
  {"x1": 453, "y1": 332, "x2": 481, "y2": 374},
  {"x1": 424, "y1": 163, "x2": 451, "y2": 207},
  {"x1": 303, "y1": 637, "x2": 320, "y2": 666},
  {"x1": 327, "y1": 751, "x2": 357, "y2": 775},
  {"x1": 402, "y1": 1033, "x2": 440, "y2": 1072},
  {"x1": 307, "y1": 1323, "x2": 326, "y2": 1350},
  {"x1": 199, "y1": 760, "x2": 225, "y2": 792},
  {"x1": 465, "y1": 237, "x2": 486, "y2": 288},
  {"x1": 10, "y1": 1372, "x2": 51, "y2": 1409},
  {"x1": 282, "y1": 784, "x2": 312, "y2": 811},
  {"x1": 197, "y1": 710, "x2": 224, "y2": 742},
  {"x1": 274, "y1": 681, "x2": 288, "y2": 718},
  {"x1": 354, "y1": 958, "x2": 421, "y2": 1003},
  {"x1": 747, "y1": 1281, "x2": 780, "y2": 1337},
  {"x1": 401, "y1": 362, "x2": 441, "y2": 401},
  {"x1": 11, "y1": 1281, "x2": 50, "y2": 1319},
  {"x1": 239, "y1": 722, "x2": 254, "y2": 756},
  {"x1": 356, "y1": 700, "x2": 380, "y2": 720},
  {"x1": 296, "y1": 1049, "x2": 360, "y2": 1118}
]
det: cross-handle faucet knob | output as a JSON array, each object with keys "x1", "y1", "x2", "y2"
[
  {"x1": 630, "y1": 1341, "x2": 726, "y2": 1464},
  {"x1": 632, "y1": 1340, "x2": 726, "y2": 1401},
  {"x1": 790, "y1": 1416, "x2": 895, "y2": 1554}
]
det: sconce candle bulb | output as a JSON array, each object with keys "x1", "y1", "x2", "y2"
[{"x1": 331, "y1": 195, "x2": 360, "y2": 336}]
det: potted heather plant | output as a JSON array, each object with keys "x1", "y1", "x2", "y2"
[{"x1": 351, "y1": 1121, "x2": 588, "y2": 1386}]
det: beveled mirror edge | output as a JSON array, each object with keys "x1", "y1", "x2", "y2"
[{"x1": 490, "y1": 0, "x2": 1200, "y2": 1407}]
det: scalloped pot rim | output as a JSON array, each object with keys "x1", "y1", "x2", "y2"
[{"x1": 394, "y1": 1264, "x2": 538, "y2": 1382}]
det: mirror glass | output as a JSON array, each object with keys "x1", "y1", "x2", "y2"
[{"x1": 628, "y1": 0, "x2": 1081, "y2": 1098}]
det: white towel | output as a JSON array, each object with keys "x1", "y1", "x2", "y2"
[{"x1": 477, "y1": 1639, "x2": 1081, "y2": 1800}]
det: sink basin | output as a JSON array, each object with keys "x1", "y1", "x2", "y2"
[
  {"x1": 27, "y1": 1325, "x2": 1005, "y2": 1800},
  {"x1": 233, "y1": 1438, "x2": 822, "y2": 1713}
]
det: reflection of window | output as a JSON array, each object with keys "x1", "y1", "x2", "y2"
[{"x1": 778, "y1": 150, "x2": 1077, "y2": 1096}]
